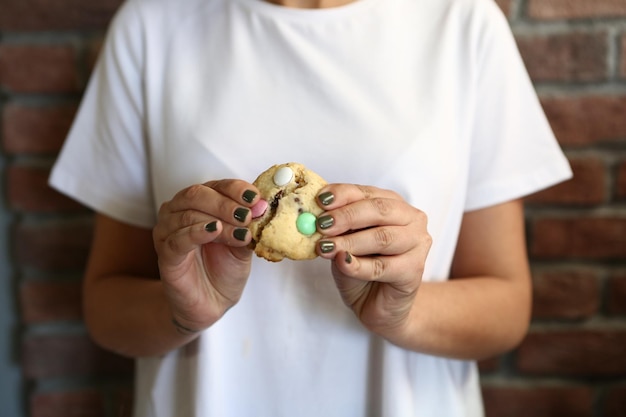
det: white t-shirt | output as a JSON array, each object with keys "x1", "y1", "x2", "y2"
[{"x1": 50, "y1": 0, "x2": 572, "y2": 415}]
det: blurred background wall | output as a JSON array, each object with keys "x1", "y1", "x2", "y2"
[{"x1": 0, "y1": 0, "x2": 625, "y2": 416}]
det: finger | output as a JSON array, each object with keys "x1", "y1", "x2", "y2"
[
  {"x1": 163, "y1": 182, "x2": 257, "y2": 227},
  {"x1": 157, "y1": 207, "x2": 253, "y2": 246},
  {"x1": 318, "y1": 225, "x2": 417, "y2": 258},
  {"x1": 156, "y1": 219, "x2": 252, "y2": 262},
  {"x1": 317, "y1": 198, "x2": 424, "y2": 237},
  {"x1": 204, "y1": 179, "x2": 260, "y2": 207},
  {"x1": 156, "y1": 207, "x2": 215, "y2": 236},
  {"x1": 332, "y1": 250, "x2": 423, "y2": 285},
  {"x1": 155, "y1": 219, "x2": 224, "y2": 264},
  {"x1": 317, "y1": 184, "x2": 403, "y2": 210},
  {"x1": 155, "y1": 205, "x2": 247, "y2": 244}
]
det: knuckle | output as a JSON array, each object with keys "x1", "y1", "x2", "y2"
[
  {"x1": 422, "y1": 232, "x2": 433, "y2": 248},
  {"x1": 182, "y1": 184, "x2": 204, "y2": 201},
  {"x1": 178, "y1": 210, "x2": 195, "y2": 229},
  {"x1": 371, "y1": 198, "x2": 393, "y2": 216},
  {"x1": 374, "y1": 227, "x2": 394, "y2": 249},
  {"x1": 371, "y1": 257, "x2": 387, "y2": 280},
  {"x1": 415, "y1": 208, "x2": 429, "y2": 225},
  {"x1": 357, "y1": 185, "x2": 373, "y2": 199},
  {"x1": 342, "y1": 205, "x2": 359, "y2": 225},
  {"x1": 341, "y1": 235, "x2": 355, "y2": 253},
  {"x1": 166, "y1": 236, "x2": 181, "y2": 254}
]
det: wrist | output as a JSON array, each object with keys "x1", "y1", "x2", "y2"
[{"x1": 367, "y1": 293, "x2": 422, "y2": 352}]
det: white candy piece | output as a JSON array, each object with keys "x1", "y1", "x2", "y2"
[{"x1": 273, "y1": 166, "x2": 294, "y2": 186}]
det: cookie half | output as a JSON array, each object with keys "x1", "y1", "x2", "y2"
[{"x1": 249, "y1": 163, "x2": 327, "y2": 262}]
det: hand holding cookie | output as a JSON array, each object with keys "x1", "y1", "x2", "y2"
[
  {"x1": 314, "y1": 184, "x2": 432, "y2": 342},
  {"x1": 153, "y1": 179, "x2": 260, "y2": 333}
]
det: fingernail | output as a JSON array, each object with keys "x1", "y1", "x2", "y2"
[
  {"x1": 234, "y1": 207, "x2": 249, "y2": 223},
  {"x1": 319, "y1": 241, "x2": 335, "y2": 253},
  {"x1": 318, "y1": 191, "x2": 334, "y2": 206},
  {"x1": 242, "y1": 190, "x2": 257, "y2": 203},
  {"x1": 233, "y1": 228, "x2": 248, "y2": 241},
  {"x1": 345, "y1": 252, "x2": 353, "y2": 264},
  {"x1": 205, "y1": 221, "x2": 218, "y2": 232},
  {"x1": 317, "y1": 215, "x2": 334, "y2": 230}
]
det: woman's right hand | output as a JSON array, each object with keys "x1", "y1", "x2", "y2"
[{"x1": 153, "y1": 179, "x2": 261, "y2": 334}]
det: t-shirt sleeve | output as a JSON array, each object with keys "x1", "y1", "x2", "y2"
[
  {"x1": 49, "y1": 0, "x2": 156, "y2": 228},
  {"x1": 463, "y1": 1, "x2": 572, "y2": 212}
]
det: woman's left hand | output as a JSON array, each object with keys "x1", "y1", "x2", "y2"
[{"x1": 315, "y1": 184, "x2": 432, "y2": 341}]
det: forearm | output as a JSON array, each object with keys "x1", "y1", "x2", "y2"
[
  {"x1": 385, "y1": 275, "x2": 531, "y2": 360},
  {"x1": 384, "y1": 199, "x2": 534, "y2": 360},
  {"x1": 82, "y1": 211, "x2": 253, "y2": 358},
  {"x1": 83, "y1": 274, "x2": 201, "y2": 358}
]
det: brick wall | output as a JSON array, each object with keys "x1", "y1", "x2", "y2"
[
  {"x1": 0, "y1": 1, "x2": 132, "y2": 416},
  {"x1": 0, "y1": 0, "x2": 625, "y2": 416},
  {"x1": 487, "y1": 1, "x2": 626, "y2": 416}
]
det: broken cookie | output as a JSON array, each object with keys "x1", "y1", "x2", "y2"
[{"x1": 249, "y1": 162, "x2": 327, "y2": 262}]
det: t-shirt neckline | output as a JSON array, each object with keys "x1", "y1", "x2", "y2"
[{"x1": 232, "y1": 0, "x2": 382, "y2": 22}]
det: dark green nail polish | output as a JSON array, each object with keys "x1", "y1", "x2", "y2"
[
  {"x1": 319, "y1": 241, "x2": 335, "y2": 253},
  {"x1": 318, "y1": 192, "x2": 334, "y2": 206},
  {"x1": 242, "y1": 190, "x2": 257, "y2": 203},
  {"x1": 233, "y1": 228, "x2": 248, "y2": 241},
  {"x1": 317, "y1": 215, "x2": 334, "y2": 230},
  {"x1": 234, "y1": 207, "x2": 249, "y2": 222},
  {"x1": 345, "y1": 252, "x2": 353, "y2": 264},
  {"x1": 205, "y1": 221, "x2": 218, "y2": 232}
]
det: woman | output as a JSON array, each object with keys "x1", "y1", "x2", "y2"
[{"x1": 50, "y1": 0, "x2": 572, "y2": 415}]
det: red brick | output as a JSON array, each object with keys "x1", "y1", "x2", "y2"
[
  {"x1": 7, "y1": 165, "x2": 85, "y2": 212},
  {"x1": 2, "y1": 103, "x2": 77, "y2": 154},
  {"x1": 530, "y1": 216, "x2": 626, "y2": 260},
  {"x1": 0, "y1": 0, "x2": 123, "y2": 31},
  {"x1": 517, "y1": 330, "x2": 626, "y2": 376},
  {"x1": 113, "y1": 387, "x2": 134, "y2": 417},
  {"x1": 540, "y1": 95, "x2": 626, "y2": 147},
  {"x1": 607, "y1": 271, "x2": 626, "y2": 316},
  {"x1": 0, "y1": 45, "x2": 79, "y2": 93},
  {"x1": 516, "y1": 32, "x2": 608, "y2": 82},
  {"x1": 15, "y1": 219, "x2": 93, "y2": 271},
  {"x1": 22, "y1": 334, "x2": 133, "y2": 379},
  {"x1": 621, "y1": 35, "x2": 626, "y2": 79},
  {"x1": 478, "y1": 356, "x2": 500, "y2": 373},
  {"x1": 31, "y1": 389, "x2": 104, "y2": 417},
  {"x1": 617, "y1": 159, "x2": 626, "y2": 200},
  {"x1": 531, "y1": 269, "x2": 600, "y2": 320},
  {"x1": 526, "y1": 156, "x2": 606, "y2": 206},
  {"x1": 482, "y1": 386, "x2": 593, "y2": 417},
  {"x1": 604, "y1": 385, "x2": 626, "y2": 417},
  {"x1": 20, "y1": 280, "x2": 82, "y2": 323},
  {"x1": 528, "y1": 0, "x2": 626, "y2": 20}
]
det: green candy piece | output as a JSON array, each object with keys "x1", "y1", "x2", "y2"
[{"x1": 296, "y1": 212, "x2": 317, "y2": 236}]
